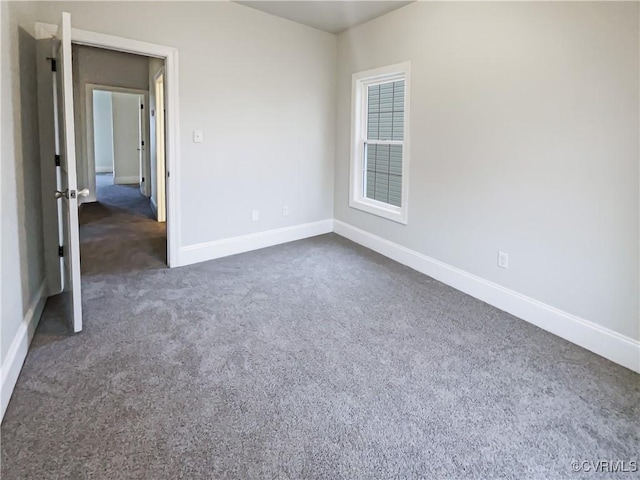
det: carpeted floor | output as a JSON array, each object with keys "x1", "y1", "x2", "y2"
[
  {"x1": 79, "y1": 174, "x2": 166, "y2": 275},
  {"x1": 1, "y1": 178, "x2": 638, "y2": 479}
]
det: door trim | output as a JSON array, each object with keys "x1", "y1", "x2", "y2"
[
  {"x1": 153, "y1": 68, "x2": 167, "y2": 223},
  {"x1": 36, "y1": 22, "x2": 181, "y2": 268}
]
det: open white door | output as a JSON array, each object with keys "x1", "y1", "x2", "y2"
[
  {"x1": 54, "y1": 12, "x2": 85, "y2": 333},
  {"x1": 111, "y1": 92, "x2": 143, "y2": 185}
]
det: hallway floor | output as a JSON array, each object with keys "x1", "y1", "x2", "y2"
[{"x1": 80, "y1": 174, "x2": 166, "y2": 275}]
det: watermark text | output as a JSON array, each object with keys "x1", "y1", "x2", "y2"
[{"x1": 571, "y1": 460, "x2": 637, "y2": 473}]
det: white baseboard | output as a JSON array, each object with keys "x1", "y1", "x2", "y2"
[
  {"x1": 114, "y1": 176, "x2": 139, "y2": 185},
  {"x1": 179, "y1": 219, "x2": 334, "y2": 267},
  {"x1": 0, "y1": 281, "x2": 47, "y2": 421},
  {"x1": 334, "y1": 220, "x2": 640, "y2": 373},
  {"x1": 95, "y1": 166, "x2": 113, "y2": 174}
]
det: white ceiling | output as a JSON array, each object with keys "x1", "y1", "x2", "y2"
[{"x1": 236, "y1": 1, "x2": 414, "y2": 34}]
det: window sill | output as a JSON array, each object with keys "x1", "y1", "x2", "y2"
[{"x1": 349, "y1": 197, "x2": 407, "y2": 225}]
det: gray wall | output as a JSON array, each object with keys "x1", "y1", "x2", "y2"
[
  {"x1": 1, "y1": 2, "x2": 46, "y2": 363},
  {"x1": 335, "y1": 1, "x2": 640, "y2": 340}
]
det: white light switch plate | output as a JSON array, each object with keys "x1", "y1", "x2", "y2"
[
  {"x1": 193, "y1": 130, "x2": 203, "y2": 143},
  {"x1": 251, "y1": 209, "x2": 259, "y2": 222}
]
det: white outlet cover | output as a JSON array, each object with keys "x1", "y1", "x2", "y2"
[
  {"x1": 498, "y1": 251, "x2": 509, "y2": 269},
  {"x1": 193, "y1": 130, "x2": 203, "y2": 143},
  {"x1": 251, "y1": 209, "x2": 259, "y2": 221},
  {"x1": 282, "y1": 206, "x2": 289, "y2": 216}
]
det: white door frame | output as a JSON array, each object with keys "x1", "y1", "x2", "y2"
[
  {"x1": 153, "y1": 68, "x2": 166, "y2": 223},
  {"x1": 85, "y1": 84, "x2": 149, "y2": 199},
  {"x1": 36, "y1": 22, "x2": 181, "y2": 268}
]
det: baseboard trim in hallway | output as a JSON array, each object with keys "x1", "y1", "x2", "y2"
[
  {"x1": 0, "y1": 281, "x2": 47, "y2": 421},
  {"x1": 114, "y1": 176, "x2": 140, "y2": 185},
  {"x1": 178, "y1": 219, "x2": 334, "y2": 267},
  {"x1": 333, "y1": 219, "x2": 640, "y2": 373}
]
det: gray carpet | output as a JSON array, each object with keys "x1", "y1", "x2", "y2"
[
  {"x1": 79, "y1": 174, "x2": 166, "y2": 275},
  {"x1": 1, "y1": 181, "x2": 638, "y2": 479}
]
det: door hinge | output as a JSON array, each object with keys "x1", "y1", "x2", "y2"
[
  {"x1": 46, "y1": 57, "x2": 57, "y2": 72},
  {"x1": 141, "y1": 140, "x2": 145, "y2": 147},
  {"x1": 140, "y1": 103, "x2": 144, "y2": 109},
  {"x1": 141, "y1": 177, "x2": 145, "y2": 183},
  {"x1": 55, "y1": 154, "x2": 61, "y2": 166},
  {"x1": 58, "y1": 245, "x2": 64, "y2": 257}
]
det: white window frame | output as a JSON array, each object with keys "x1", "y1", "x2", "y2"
[{"x1": 350, "y1": 61, "x2": 411, "y2": 225}]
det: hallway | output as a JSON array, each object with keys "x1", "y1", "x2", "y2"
[{"x1": 80, "y1": 174, "x2": 166, "y2": 275}]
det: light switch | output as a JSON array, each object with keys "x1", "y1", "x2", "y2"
[{"x1": 193, "y1": 130, "x2": 203, "y2": 143}]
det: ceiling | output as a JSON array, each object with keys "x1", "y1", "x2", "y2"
[{"x1": 236, "y1": 1, "x2": 414, "y2": 34}]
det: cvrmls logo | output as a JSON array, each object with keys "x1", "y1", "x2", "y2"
[{"x1": 571, "y1": 460, "x2": 638, "y2": 473}]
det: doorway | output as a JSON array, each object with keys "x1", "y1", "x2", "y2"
[
  {"x1": 78, "y1": 62, "x2": 167, "y2": 274},
  {"x1": 35, "y1": 16, "x2": 180, "y2": 333},
  {"x1": 36, "y1": 19, "x2": 179, "y2": 274},
  {"x1": 87, "y1": 86, "x2": 148, "y2": 196}
]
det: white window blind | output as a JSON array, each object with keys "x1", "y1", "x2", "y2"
[{"x1": 365, "y1": 80, "x2": 405, "y2": 207}]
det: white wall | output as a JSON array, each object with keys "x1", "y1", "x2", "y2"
[
  {"x1": 335, "y1": 1, "x2": 639, "y2": 341},
  {"x1": 111, "y1": 92, "x2": 141, "y2": 184},
  {"x1": 92, "y1": 90, "x2": 114, "y2": 173},
  {"x1": 72, "y1": 44, "x2": 150, "y2": 201},
  {"x1": 13, "y1": 1, "x2": 336, "y2": 249}
]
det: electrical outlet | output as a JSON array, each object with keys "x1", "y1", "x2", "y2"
[
  {"x1": 282, "y1": 206, "x2": 289, "y2": 217},
  {"x1": 498, "y1": 251, "x2": 509, "y2": 269},
  {"x1": 251, "y1": 209, "x2": 259, "y2": 222},
  {"x1": 193, "y1": 130, "x2": 203, "y2": 143}
]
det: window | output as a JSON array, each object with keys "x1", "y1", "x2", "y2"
[{"x1": 350, "y1": 62, "x2": 410, "y2": 224}]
